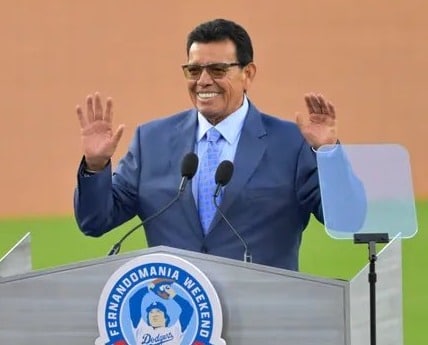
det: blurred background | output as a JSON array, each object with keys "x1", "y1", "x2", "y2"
[{"x1": 0, "y1": 1, "x2": 426, "y2": 344}]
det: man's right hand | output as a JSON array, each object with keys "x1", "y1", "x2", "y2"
[{"x1": 76, "y1": 92, "x2": 125, "y2": 171}]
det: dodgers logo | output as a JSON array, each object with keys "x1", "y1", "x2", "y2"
[{"x1": 96, "y1": 253, "x2": 226, "y2": 345}]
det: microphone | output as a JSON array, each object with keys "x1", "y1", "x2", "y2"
[
  {"x1": 213, "y1": 160, "x2": 252, "y2": 263},
  {"x1": 107, "y1": 152, "x2": 199, "y2": 256}
]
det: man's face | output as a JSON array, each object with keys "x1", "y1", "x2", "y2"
[
  {"x1": 185, "y1": 40, "x2": 256, "y2": 124},
  {"x1": 148, "y1": 308, "x2": 166, "y2": 328}
]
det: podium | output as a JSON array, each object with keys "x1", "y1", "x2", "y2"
[{"x1": 0, "y1": 234, "x2": 403, "y2": 345}]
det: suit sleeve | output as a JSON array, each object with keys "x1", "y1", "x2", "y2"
[
  {"x1": 74, "y1": 128, "x2": 142, "y2": 237},
  {"x1": 294, "y1": 141, "x2": 367, "y2": 232},
  {"x1": 314, "y1": 145, "x2": 367, "y2": 232},
  {"x1": 294, "y1": 141, "x2": 324, "y2": 222}
]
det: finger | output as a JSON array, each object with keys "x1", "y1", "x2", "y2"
[
  {"x1": 295, "y1": 112, "x2": 305, "y2": 128},
  {"x1": 94, "y1": 92, "x2": 103, "y2": 121},
  {"x1": 306, "y1": 93, "x2": 322, "y2": 114},
  {"x1": 86, "y1": 95, "x2": 95, "y2": 122},
  {"x1": 112, "y1": 124, "x2": 125, "y2": 147},
  {"x1": 327, "y1": 101, "x2": 336, "y2": 118},
  {"x1": 76, "y1": 105, "x2": 88, "y2": 128},
  {"x1": 304, "y1": 94, "x2": 315, "y2": 114},
  {"x1": 317, "y1": 94, "x2": 329, "y2": 114},
  {"x1": 295, "y1": 112, "x2": 301, "y2": 126},
  {"x1": 105, "y1": 97, "x2": 113, "y2": 123}
]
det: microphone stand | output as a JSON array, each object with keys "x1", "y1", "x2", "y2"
[
  {"x1": 106, "y1": 152, "x2": 198, "y2": 256},
  {"x1": 213, "y1": 195, "x2": 252, "y2": 263},
  {"x1": 353, "y1": 233, "x2": 390, "y2": 345},
  {"x1": 107, "y1": 192, "x2": 183, "y2": 256},
  {"x1": 107, "y1": 222, "x2": 144, "y2": 256}
]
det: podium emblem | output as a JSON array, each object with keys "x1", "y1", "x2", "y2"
[{"x1": 96, "y1": 253, "x2": 226, "y2": 345}]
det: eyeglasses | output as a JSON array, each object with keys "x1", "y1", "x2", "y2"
[{"x1": 181, "y1": 62, "x2": 242, "y2": 80}]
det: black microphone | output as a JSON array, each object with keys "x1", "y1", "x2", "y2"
[
  {"x1": 107, "y1": 152, "x2": 199, "y2": 256},
  {"x1": 213, "y1": 160, "x2": 252, "y2": 263}
]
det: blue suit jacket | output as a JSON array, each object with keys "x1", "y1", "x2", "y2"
[{"x1": 75, "y1": 102, "x2": 337, "y2": 270}]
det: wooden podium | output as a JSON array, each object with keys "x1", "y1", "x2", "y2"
[{"x1": 0, "y1": 234, "x2": 402, "y2": 345}]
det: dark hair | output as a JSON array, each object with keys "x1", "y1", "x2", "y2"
[{"x1": 186, "y1": 18, "x2": 254, "y2": 66}]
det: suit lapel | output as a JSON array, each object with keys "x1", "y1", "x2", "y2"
[
  {"x1": 208, "y1": 103, "x2": 267, "y2": 232},
  {"x1": 170, "y1": 110, "x2": 204, "y2": 238}
]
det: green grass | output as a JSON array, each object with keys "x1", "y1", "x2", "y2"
[
  {"x1": 300, "y1": 203, "x2": 428, "y2": 345},
  {"x1": 0, "y1": 201, "x2": 426, "y2": 344},
  {"x1": 0, "y1": 216, "x2": 145, "y2": 268}
]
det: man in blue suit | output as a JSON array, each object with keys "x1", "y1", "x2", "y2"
[{"x1": 74, "y1": 18, "x2": 364, "y2": 271}]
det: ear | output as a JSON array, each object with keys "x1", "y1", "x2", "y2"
[{"x1": 243, "y1": 62, "x2": 257, "y2": 91}]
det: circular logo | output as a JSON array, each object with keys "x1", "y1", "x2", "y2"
[{"x1": 96, "y1": 253, "x2": 226, "y2": 345}]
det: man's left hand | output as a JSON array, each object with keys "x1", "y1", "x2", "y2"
[{"x1": 296, "y1": 93, "x2": 338, "y2": 150}]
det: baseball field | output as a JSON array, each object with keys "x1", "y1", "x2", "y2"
[{"x1": 0, "y1": 201, "x2": 426, "y2": 344}]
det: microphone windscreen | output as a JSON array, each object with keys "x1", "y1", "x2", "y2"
[
  {"x1": 215, "y1": 160, "x2": 234, "y2": 186},
  {"x1": 181, "y1": 152, "x2": 199, "y2": 178}
]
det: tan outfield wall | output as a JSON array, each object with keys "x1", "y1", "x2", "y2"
[{"x1": 0, "y1": 0, "x2": 426, "y2": 216}]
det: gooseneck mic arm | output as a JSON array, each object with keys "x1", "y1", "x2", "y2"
[
  {"x1": 107, "y1": 152, "x2": 199, "y2": 256},
  {"x1": 107, "y1": 195, "x2": 177, "y2": 256},
  {"x1": 213, "y1": 160, "x2": 252, "y2": 263}
]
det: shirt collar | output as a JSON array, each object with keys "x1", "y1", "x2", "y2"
[{"x1": 197, "y1": 96, "x2": 249, "y2": 144}]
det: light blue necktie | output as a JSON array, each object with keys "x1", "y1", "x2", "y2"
[{"x1": 198, "y1": 127, "x2": 222, "y2": 235}]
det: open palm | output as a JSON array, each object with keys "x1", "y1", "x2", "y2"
[
  {"x1": 296, "y1": 93, "x2": 338, "y2": 150},
  {"x1": 76, "y1": 93, "x2": 124, "y2": 171}
]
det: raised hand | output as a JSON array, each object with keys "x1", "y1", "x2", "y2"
[
  {"x1": 76, "y1": 92, "x2": 125, "y2": 171},
  {"x1": 296, "y1": 93, "x2": 338, "y2": 150}
]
